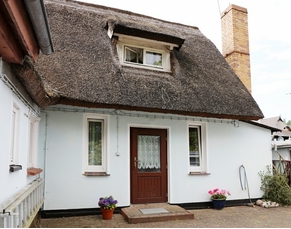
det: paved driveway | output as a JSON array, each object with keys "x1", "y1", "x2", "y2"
[{"x1": 40, "y1": 206, "x2": 291, "y2": 228}]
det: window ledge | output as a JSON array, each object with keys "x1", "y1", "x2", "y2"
[
  {"x1": 9, "y1": 164, "x2": 22, "y2": 172},
  {"x1": 83, "y1": 172, "x2": 110, "y2": 176},
  {"x1": 121, "y1": 63, "x2": 172, "y2": 73},
  {"x1": 27, "y1": 167, "x2": 43, "y2": 176},
  {"x1": 189, "y1": 172, "x2": 210, "y2": 175}
]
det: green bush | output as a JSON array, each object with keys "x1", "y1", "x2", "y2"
[{"x1": 259, "y1": 165, "x2": 291, "y2": 206}]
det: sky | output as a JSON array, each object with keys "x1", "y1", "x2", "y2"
[{"x1": 76, "y1": 0, "x2": 291, "y2": 121}]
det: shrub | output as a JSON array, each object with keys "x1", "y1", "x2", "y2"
[{"x1": 259, "y1": 165, "x2": 291, "y2": 206}]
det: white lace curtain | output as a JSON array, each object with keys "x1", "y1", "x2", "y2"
[{"x1": 138, "y1": 135, "x2": 160, "y2": 169}]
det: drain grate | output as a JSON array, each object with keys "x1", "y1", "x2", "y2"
[{"x1": 139, "y1": 208, "x2": 169, "y2": 215}]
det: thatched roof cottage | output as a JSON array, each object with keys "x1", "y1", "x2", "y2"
[{"x1": 2, "y1": 0, "x2": 273, "y2": 217}]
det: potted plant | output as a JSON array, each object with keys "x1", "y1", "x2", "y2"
[
  {"x1": 98, "y1": 196, "x2": 118, "y2": 220},
  {"x1": 208, "y1": 188, "x2": 231, "y2": 210}
]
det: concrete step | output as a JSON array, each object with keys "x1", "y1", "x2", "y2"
[{"x1": 121, "y1": 203, "x2": 194, "y2": 224}]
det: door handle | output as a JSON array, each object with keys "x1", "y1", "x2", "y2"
[{"x1": 134, "y1": 157, "x2": 139, "y2": 169}]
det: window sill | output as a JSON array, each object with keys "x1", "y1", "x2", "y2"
[
  {"x1": 189, "y1": 172, "x2": 211, "y2": 175},
  {"x1": 27, "y1": 167, "x2": 43, "y2": 176},
  {"x1": 83, "y1": 172, "x2": 110, "y2": 176},
  {"x1": 122, "y1": 63, "x2": 172, "y2": 73}
]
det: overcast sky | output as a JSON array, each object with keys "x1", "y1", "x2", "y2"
[{"x1": 76, "y1": 0, "x2": 291, "y2": 121}]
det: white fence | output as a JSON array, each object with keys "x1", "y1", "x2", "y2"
[{"x1": 0, "y1": 178, "x2": 44, "y2": 228}]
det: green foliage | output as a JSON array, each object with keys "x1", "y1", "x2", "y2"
[
  {"x1": 154, "y1": 59, "x2": 162, "y2": 66},
  {"x1": 88, "y1": 140, "x2": 102, "y2": 165},
  {"x1": 88, "y1": 121, "x2": 102, "y2": 166},
  {"x1": 189, "y1": 127, "x2": 199, "y2": 151},
  {"x1": 287, "y1": 120, "x2": 291, "y2": 126},
  {"x1": 259, "y1": 165, "x2": 291, "y2": 206}
]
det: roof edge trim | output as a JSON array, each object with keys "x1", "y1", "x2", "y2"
[{"x1": 106, "y1": 21, "x2": 185, "y2": 50}]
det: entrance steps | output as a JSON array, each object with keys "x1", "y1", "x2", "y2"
[{"x1": 121, "y1": 203, "x2": 194, "y2": 224}]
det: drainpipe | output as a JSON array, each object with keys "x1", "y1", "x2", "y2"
[{"x1": 23, "y1": 0, "x2": 54, "y2": 55}]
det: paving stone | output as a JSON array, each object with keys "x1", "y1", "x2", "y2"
[{"x1": 40, "y1": 205, "x2": 291, "y2": 228}]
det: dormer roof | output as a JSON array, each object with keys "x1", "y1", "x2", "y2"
[{"x1": 106, "y1": 17, "x2": 185, "y2": 50}]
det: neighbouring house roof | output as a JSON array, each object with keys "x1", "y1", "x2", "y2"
[
  {"x1": 259, "y1": 116, "x2": 286, "y2": 129},
  {"x1": 10, "y1": 0, "x2": 264, "y2": 121},
  {"x1": 244, "y1": 121, "x2": 281, "y2": 133},
  {"x1": 259, "y1": 116, "x2": 291, "y2": 138}
]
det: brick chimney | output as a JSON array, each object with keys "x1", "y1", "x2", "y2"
[{"x1": 221, "y1": 4, "x2": 252, "y2": 94}]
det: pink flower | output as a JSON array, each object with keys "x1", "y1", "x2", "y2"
[{"x1": 208, "y1": 188, "x2": 231, "y2": 200}]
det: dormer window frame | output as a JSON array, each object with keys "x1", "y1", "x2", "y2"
[
  {"x1": 115, "y1": 33, "x2": 178, "y2": 72},
  {"x1": 124, "y1": 45, "x2": 164, "y2": 70}
]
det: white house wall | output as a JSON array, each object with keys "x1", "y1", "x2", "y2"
[
  {"x1": 39, "y1": 105, "x2": 272, "y2": 210},
  {"x1": 0, "y1": 61, "x2": 39, "y2": 205},
  {"x1": 169, "y1": 121, "x2": 270, "y2": 204}
]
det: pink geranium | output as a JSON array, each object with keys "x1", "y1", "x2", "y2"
[{"x1": 208, "y1": 188, "x2": 231, "y2": 200}]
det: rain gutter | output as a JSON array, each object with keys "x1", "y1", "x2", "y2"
[{"x1": 24, "y1": 0, "x2": 54, "y2": 55}]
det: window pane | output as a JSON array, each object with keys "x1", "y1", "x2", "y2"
[
  {"x1": 189, "y1": 127, "x2": 200, "y2": 166},
  {"x1": 146, "y1": 51, "x2": 162, "y2": 66},
  {"x1": 125, "y1": 46, "x2": 143, "y2": 64},
  {"x1": 10, "y1": 110, "x2": 16, "y2": 163},
  {"x1": 137, "y1": 135, "x2": 160, "y2": 172},
  {"x1": 88, "y1": 121, "x2": 102, "y2": 166},
  {"x1": 28, "y1": 121, "x2": 34, "y2": 166},
  {"x1": 10, "y1": 105, "x2": 19, "y2": 164}
]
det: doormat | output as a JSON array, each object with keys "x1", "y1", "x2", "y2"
[{"x1": 139, "y1": 207, "x2": 169, "y2": 215}]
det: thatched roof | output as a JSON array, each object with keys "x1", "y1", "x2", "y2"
[{"x1": 11, "y1": 0, "x2": 264, "y2": 121}]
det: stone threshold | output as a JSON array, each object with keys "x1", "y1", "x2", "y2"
[{"x1": 121, "y1": 203, "x2": 194, "y2": 224}]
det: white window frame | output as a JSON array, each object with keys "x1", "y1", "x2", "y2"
[
  {"x1": 188, "y1": 122, "x2": 208, "y2": 173},
  {"x1": 124, "y1": 45, "x2": 164, "y2": 69},
  {"x1": 83, "y1": 114, "x2": 108, "y2": 173},
  {"x1": 27, "y1": 111, "x2": 40, "y2": 168},
  {"x1": 10, "y1": 103, "x2": 20, "y2": 165},
  {"x1": 115, "y1": 34, "x2": 176, "y2": 72}
]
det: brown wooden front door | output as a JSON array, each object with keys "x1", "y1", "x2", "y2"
[{"x1": 130, "y1": 128, "x2": 168, "y2": 204}]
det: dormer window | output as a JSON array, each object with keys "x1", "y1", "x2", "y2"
[
  {"x1": 125, "y1": 46, "x2": 143, "y2": 64},
  {"x1": 115, "y1": 34, "x2": 177, "y2": 72},
  {"x1": 124, "y1": 46, "x2": 163, "y2": 69},
  {"x1": 146, "y1": 51, "x2": 162, "y2": 67}
]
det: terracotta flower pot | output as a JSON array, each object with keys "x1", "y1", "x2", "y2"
[{"x1": 101, "y1": 208, "x2": 114, "y2": 220}]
